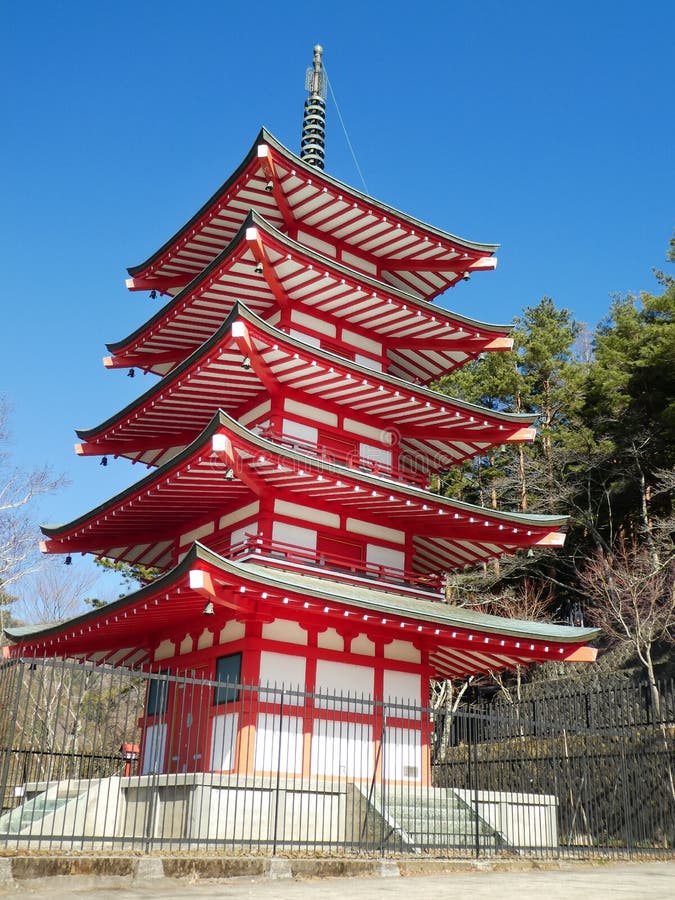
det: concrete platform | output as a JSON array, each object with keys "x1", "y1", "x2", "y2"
[{"x1": 0, "y1": 857, "x2": 673, "y2": 899}]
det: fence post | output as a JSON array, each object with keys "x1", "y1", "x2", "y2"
[
  {"x1": 272, "y1": 685, "x2": 284, "y2": 856},
  {"x1": 466, "y1": 687, "x2": 481, "y2": 858},
  {"x1": 380, "y1": 709, "x2": 387, "y2": 858}
]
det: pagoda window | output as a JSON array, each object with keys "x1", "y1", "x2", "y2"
[
  {"x1": 214, "y1": 652, "x2": 242, "y2": 705},
  {"x1": 146, "y1": 670, "x2": 170, "y2": 717}
]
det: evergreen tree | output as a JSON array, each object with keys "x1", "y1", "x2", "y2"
[{"x1": 583, "y1": 238, "x2": 675, "y2": 556}]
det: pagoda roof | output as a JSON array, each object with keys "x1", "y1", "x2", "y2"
[
  {"x1": 111, "y1": 212, "x2": 512, "y2": 383},
  {"x1": 44, "y1": 410, "x2": 566, "y2": 573},
  {"x1": 5, "y1": 543, "x2": 599, "y2": 678},
  {"x1": 78, "y1": 302, "x2": 535, "y2": 470},
  {"x1": 127, "y1": 130, "x2": 497, "y2": 303}
]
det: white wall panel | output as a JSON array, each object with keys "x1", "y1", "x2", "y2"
[
  {"x1": 219, "y1": 501, "x2": 260, "y2": 531},
  {"x1": 296, "y1": 230, "x2": 337, "y2": 259},
  {"x1": 315, "y1": 660, "x2": 374, "y2": 706},
  {"x1": 141, "y1": 724, "x2": 167, "y2": 775},
  {"x1": 272, "y1": 521, "x2": 317, "y2": 552},
  {"x1": 383, "y1": 640, "x2": 421, "y2": 663},
  {"x1": 259, "y1": 650, "x2": 307, "y2": 686},
  {"x1": 359, "y1": 443, "x2": 391, "y2": 466},
  {"x1": 355, "y1": 353, "x2": 383, "y2": 372},
  {"x1": 255, "y1": 714, "x2": 304, "y2": 774},
  {"x1": 383, "y1": 670, "x2": 422, "y2": 714},
  {"x1": 210, "y1": 713, "x2": 238, "y2": 771},
  {"x1": 284, "y1": 398, "x2": 337, "y2": 427},
  {"x1": 291, "y1": 305, "x2": 337, "y2": 334},
  {"x1": 179, "y1": 520, "x2": 215, "y2": 547},
  {"x1": 230, "y1": 523, "x2": 257, "y2": 552},
  {"x1": 366, "y1": 544, "x2": 405, "y2": 573},
  {"x1": 311, "y1": 720, "x2": 373, "y2": 779},
  {"x1": 275, "y1": 499, "x2": 340, "y2": 529},
  {"x1": 346, "y1": 517, "x2": 405, "y2": 544},
  {"x1": 383, "y1": 726, "x2": 422, "y2": 782},
  {"x1": 290, "y1": 327, "x2": 321, "y2": 347},
  {"x1": 342, "y1": 329, "x2": 381, "y2": 354},
  {"x1": 282, "y1": 418, "x2": 318, "y2": 446}
]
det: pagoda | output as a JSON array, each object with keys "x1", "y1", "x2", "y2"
[{"x1": 6, "y1": 46, "x2": 598, "y2": 782}]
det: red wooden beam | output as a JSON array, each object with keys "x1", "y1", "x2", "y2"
[
  {"x1": 103, "y1": 350, "x2": 185, "y2": 370},
  {"x1": 125, "y1": 275, "x2": 190, "y2": 293},
  {"x1": 245, "y1": 227, "x2": 290, "y2": 309},
  {"x1": 75, "y1": 429, "x2": 201, "y2": 457},
  {"x1": 399, "y1": 425, "x2": 536, "y2": 444},
  {"x1": 380, "y1": 255, "x2": 497, "y2": 274},
  {"x1": 257, "y1": 145, "x2": 295, "y2": 230},
  {"x1": 383, "y1": 336, "x2": 513, "y2": 353},
  {"x1": 232, "y1": 320, "x2": 281, "y2": 399}
]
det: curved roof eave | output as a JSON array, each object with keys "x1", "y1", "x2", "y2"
[
  {"x1": 80, "y1": 300, "x2": 533, "y2": 443},
  {"x1": 4, "y1": 544, "x2": 201, "y2": 644},
  {"x1": 127, "y1": 128, "x2": 498, "y2": 279},
  {"x1": 43, "y1": 408, "x2": 567, "y2": 541},
  {"x1": 6, "y1": 541, "x2": 600, "y2": 648},
  {"x1": 112, "y1": 210, "x2": 512, "y2": 358}
]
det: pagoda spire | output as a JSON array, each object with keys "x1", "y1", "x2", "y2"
[{"x1": 300, "y1": 44, "x2": 326, "y2": 170}]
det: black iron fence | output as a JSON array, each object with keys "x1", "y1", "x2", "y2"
[{"x1": 0, "y1": 657, "x2": 673, "y2": 858}]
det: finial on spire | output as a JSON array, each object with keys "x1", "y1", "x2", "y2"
[{"x1": 300, "y1": 44, "x2": 327, "y2": 170}]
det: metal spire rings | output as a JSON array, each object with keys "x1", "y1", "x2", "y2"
[{"x1": 301, "y1": 44, "x2": 327, "y2": 170}]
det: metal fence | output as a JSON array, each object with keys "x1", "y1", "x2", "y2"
[{"x1": 0, "y1": 656, "x2": 673, "y2": 858}]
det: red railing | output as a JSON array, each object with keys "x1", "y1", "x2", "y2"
[
  {"x1": 258, "y1": 429, "x2": 428, "y2": 488},
  {"x1": 230, "y1": 532, "x2": 442, "y2": 594}
]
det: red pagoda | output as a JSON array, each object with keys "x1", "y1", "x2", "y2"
[{"x1": 6, "y1": 46, "x2": 597, "y2": 783}]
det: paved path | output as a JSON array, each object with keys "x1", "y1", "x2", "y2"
[{"x1": 3, "y1": 861, "x2": 674, "y2": 900}]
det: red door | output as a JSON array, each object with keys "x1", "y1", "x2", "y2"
[
  {"x1": 316, "y1": 533, "x2": 365, "y2": 573},
  {"x1": 167, "y1": 667, "x2": 209, "y2": 773},
  {"x1": 318, "y1": 430, "x2": 359, "y2": 467}
]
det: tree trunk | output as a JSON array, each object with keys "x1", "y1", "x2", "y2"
[
  {"x1": 634, "y1": 448, "x2": 659, "y2": 568},
  {"x1": 518, "y1": 446, "x2": 528, "y2": 512}
]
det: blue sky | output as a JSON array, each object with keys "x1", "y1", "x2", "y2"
[{"x1": 2, "y1": 1, "x2": 673, "y2": 609}]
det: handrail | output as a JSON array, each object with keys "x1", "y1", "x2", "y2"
[
  {"x1": 258, "y1": 428, "x2": 428, "y2": 487},
  {"x1": 229, "y1": 532, "x2": 442, "y2": 593}
]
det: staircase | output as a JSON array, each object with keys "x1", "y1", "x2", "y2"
[{"x1": 349, "y1": 785, "x2": 503, "y2": 853}]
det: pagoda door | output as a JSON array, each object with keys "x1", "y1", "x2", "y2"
[
  {"x1": 318, "y1": 430, "x2": 358, "y2": 468},
  {"x1": 167, "y1": 666, "x2": 209, "y2": 774},
  {"x1": 316, "y1": 533, "x2": 364, "y2": 573}
]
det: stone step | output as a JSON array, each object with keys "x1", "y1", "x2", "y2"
[{"x1": 362, "y1": 786, "x2": 502, "y2": 851}]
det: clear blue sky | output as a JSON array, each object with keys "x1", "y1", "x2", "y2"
[{"x1": 2, "y1": 1, "x2": 673, "y2": 607}]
